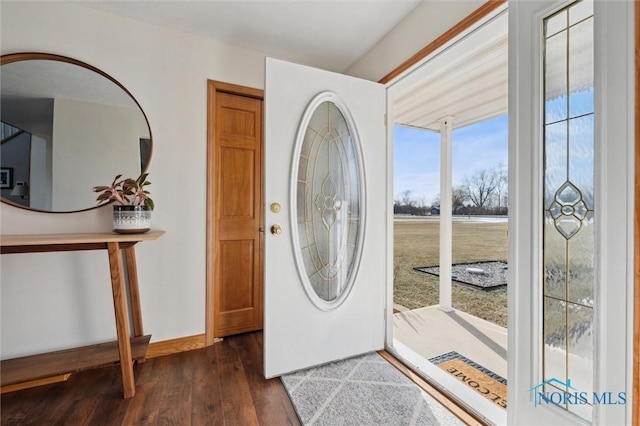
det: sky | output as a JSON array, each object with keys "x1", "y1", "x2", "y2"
[{"x1": 394, "y1": 114, "x2": 508, "y2": 206}]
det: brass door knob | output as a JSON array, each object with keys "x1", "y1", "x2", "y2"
[{"x1": 271, "y1": 224, "x2": 283, "y2": 235}]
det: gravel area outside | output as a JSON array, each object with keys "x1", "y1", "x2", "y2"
[{"x1": 414, "y1": 261, "x2": 508, "y2": 290}]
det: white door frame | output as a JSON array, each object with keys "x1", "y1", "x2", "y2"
[{"x1": 383, "y1": 5, "x2": 509, "y2": 424}]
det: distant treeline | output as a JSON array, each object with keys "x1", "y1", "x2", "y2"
[{"x1": 395, "y1": 165, "x2": 508, "y2": 216}]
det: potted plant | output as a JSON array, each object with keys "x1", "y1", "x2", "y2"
[{"x1": 93, "y1": 173, "x2": 154, "y2": 233}]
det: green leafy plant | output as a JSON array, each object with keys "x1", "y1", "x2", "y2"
[{"x1": 93, "y1": 173, "x2": 154, "y2": 210}]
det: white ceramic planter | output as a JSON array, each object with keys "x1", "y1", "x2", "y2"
[{"x1": 113, "y1": 205, "x2": 151, "y2": 234}]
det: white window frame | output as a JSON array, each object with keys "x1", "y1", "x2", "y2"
[{"x1": 508, "y1": 0, "x2": 635, "y2": 424}]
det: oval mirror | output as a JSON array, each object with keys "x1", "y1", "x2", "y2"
[
  {"x1": 292, "y1": 92, "x2": 365, "y2": 310},
  {"x1": 0, "y1": 53, "x2": 151, "y2": 213}
]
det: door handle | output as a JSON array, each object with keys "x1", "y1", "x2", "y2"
[{"x1": 271, "y1": 224, "x2": 283, "y2": 235}]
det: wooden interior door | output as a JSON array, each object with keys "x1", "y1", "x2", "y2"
[{"x1": 208, "y1": 81, "x2": 263, "y2": 338}]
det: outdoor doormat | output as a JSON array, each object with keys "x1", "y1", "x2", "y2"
[
  {"x1": 429, "y1": 351, "x2": 507, "y2": 409},
  {"x1": 413, "y1": 261, "x2": 508, "y2": 290},
  {"x1": 281, "y1": 352, "x2": 464, "y2": 425}
]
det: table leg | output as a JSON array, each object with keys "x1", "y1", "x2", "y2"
[
  {"x1": 107, "y1": 242, "x2": 135, "y2": 399},
  {"x1": 124, "y1": 246, "x2": 144, "y2": 338}
]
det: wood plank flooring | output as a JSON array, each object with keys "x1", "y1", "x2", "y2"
[{"x1": 1, "y1": 332, "x2": 300, "y2": 426}]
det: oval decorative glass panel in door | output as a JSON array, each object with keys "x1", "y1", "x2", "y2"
[{"x1": 292, "y1": 93, "x2": 364, "y2": 310}]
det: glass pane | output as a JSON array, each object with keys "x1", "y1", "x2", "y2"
[
  {"x1": 329, "y1": 103, "x2": 349, "y2": 136},
  {"x1": 301, "y1": 126, "x2": 315, "y2": 159},
  {"x1": 568, "y1": 212, "x2": 594, "y2": 306},
  {"x1": 544, "y1": 121, "x2": 568, "y2": 208},
  {"x1": 546, "y1": 10, "x2": 567, "y2": 38},
  {"x1": 296, "y1": 100, "x2": 361, "y2": 303},
  {"x1": 308, "y1": 102, "x2": 328, "y2": 134},
  {"x1": 568, "y1": 116, "x2": 594, "y2": 207},
  {"x1": 545, "y1": 30, "x2": 568, "y2": 124},
  {"x1": 301, "y1": 246, "x2": 315, "y2": 278},
  {"x1": 297, "y1": 177, "x2": 306, "y2": 221},
  {"x1": 544, "y1": 297, "x2": 567, "y2": 384},
  {"x1": 569, "y1": 18, "x2": 594, "y2": 118},
  {"x1": 298, "y1": 156, "x2": 309, "y2": 182},
  {"x1": 544, "y1": 212, "x2": 567, "y2": 300},
  {"x1": 309, "y1": 272, "x2": 326, "y2": 300},
  {"x1": 567, "y1": 302, "x2": 594, "y2": 421},
  {"x1": 567, "y1": 303, "x2": 593, "y2": 393},
  {"x1": 569, "y1": 0, "x2": 593, "y2": 25}
]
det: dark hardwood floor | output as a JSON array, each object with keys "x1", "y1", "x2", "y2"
[{"x1": 1, "y1": 332, "x2": 300, "y2": 425}]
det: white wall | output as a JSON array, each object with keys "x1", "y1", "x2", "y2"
[
  {"x1": 346, "y1": 0, "x2": 484, "y2": 81},
  {"x1": 30, "y1": 135, "x2": 52, "y2": 211},
  {"x1": 51, "y1": 99, "x2": 147, "y2": 211},
  {"x1": 0, "y1": 1, "x2": 267, "y2": 359}
]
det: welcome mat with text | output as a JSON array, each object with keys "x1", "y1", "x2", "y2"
[{"x1": 429, "y1": 351, "x2": 507, "y2": 409}]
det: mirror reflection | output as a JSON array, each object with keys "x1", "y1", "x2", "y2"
[{"x1": 1, "y1": 54, "x2": 151, "y2": 212}]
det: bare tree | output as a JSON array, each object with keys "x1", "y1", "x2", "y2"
[
  {"x1": 452, "y1": 186, "x2": 467, "y2": 212},
  {"x1": 395, "y1": 190, "x2": 420, "y2": 215},
  {"x1": 493, "y1": 164, "x2": 508, "y2": 211},
  {"x1": 430, "y1": 187, "x2": 467, "y2": 213},
  {"x1": 463, "y1": 167, "x2": 502, "y2": 209},
  {"x1": 399, "y1": 190, "x2": 414, "y2": 208},
  {"x1": 431, "y1": 194, "x2": 440, "y2": 209},
  {"x1": 415, "y1": 196, "x2": 428, "y2": 216}
]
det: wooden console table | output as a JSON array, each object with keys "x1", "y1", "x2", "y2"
[{"x1": 0, "y1": 230, "x2": 164, "y2": 398}]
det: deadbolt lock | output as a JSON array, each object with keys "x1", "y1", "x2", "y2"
[
  {"x1": 271, "y1": 224, "x2": 283, "y2": 235},
  {"x1": 270, "y1": 203, "x2": 281, "y2": 213}
]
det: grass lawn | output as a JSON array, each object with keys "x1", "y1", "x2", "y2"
[{"x1": 394, "y1": 218, "x2": 508, "y2": 327}]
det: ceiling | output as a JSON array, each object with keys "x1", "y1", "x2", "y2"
[
  {"x1": 77, "y1": 0, "x2": 421, "y2": 73},
  {"x1": 1, "y1": 58, "x2": 141, "y2": 136},
  {"x1": 393, "y1": 9, "x2": 508, "y2": 131}
]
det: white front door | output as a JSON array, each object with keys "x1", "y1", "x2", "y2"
[
  {"x1": 264, "y1": 58, "x2": 387, "y2": 378},
  {"x1": 509, "y1": 0, "x2": 634, "y2": 424}
]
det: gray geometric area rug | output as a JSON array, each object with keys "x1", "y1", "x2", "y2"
[
  {"x1": 281, "y1": 352, "x2": 464, "y2": 425},
  {"x1": 413, "y1": 261, "x2": 508, "y2": 290}
]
